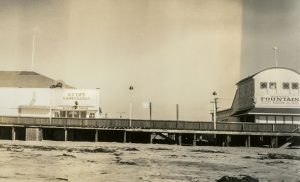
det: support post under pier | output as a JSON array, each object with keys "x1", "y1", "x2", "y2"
[
  {"x1": 271, "y1": 137, "x2": 278, "y2": 148},
  {"x1": 178, "y1": 134, "x2": 182, "y2": 146},
  {"x1": 95, "y1": 130, "x2": 98, "y2": 142},
  {"x1": 193, "y1": 133, "x2": 197, "y2": 146},
  {"x1": 225, "y1": 135, "x2": 231, "y2": 147},
  {"x1": 245, "y1": 136, "x2": 251, "y2": 147},
  {"x1": 64, "y1": 128, "x2": 68, "y2": 142},
  {"x1": 123, "y1": 131, "x2": 127, "y2": 143},
  {"x1": 12, "y1": 127, "x2": 15, "y2": 141}
]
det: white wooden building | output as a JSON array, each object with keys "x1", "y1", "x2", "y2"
[{"x1": 217, "y1": 67, "x2": 300, "y2": 124}]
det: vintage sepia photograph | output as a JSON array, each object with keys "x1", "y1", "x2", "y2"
[{"x1": 0, "y1": 0, "x2": 299, "y2": 181}]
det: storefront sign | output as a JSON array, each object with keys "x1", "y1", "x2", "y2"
[
  {"x1": 52, "y1": 89, "x2": 98, "y2": 107},
  {"x1": 260, "y1": 96, "x2": 299, "y2": 105},
  {"x1": 63, "y1": 92, "x2": 90, "y2": 101}
]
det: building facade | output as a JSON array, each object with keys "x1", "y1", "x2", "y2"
[
  {"x1": 0, "y1": 88, "x2": 101, "y2": 118},
  {"x1": 217, "y1": 67, "x2": 300, "y2": 124}
]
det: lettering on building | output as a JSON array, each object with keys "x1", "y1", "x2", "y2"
[
  {"x1": 261, "y1": 96, "x2": 300, "y2": 105},
  {"x1": 63, "y1": 92, "x2": 90, "y2": 101}
]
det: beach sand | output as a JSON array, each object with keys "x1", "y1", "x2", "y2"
[{"x1": 0, "y1": 140, "x2": 299, "y2": 182}]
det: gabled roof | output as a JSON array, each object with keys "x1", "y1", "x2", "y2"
[
  {"x1": 236, "y1": 67, "x2": 300, "y2": 85},
  {"x1": 0, "y1": 71, "x2": 73, "y2": 88}
]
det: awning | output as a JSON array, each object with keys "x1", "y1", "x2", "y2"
[
  {"x1": 231, "y1": 108, "x2": 253, "y2": 116},
  {"x1": 232, "y1": 108, "x2": 300, "y2": 116}
]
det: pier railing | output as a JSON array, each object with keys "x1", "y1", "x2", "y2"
[{"x1": 0, "y1": 116, "x2": 299, "y2": 133}]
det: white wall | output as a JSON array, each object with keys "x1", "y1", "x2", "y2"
[
  {"x1": 254, "y1": 68, "x2": 300, "y2": 108},
  {"x1": 0, "y1": 88, "x2": 100, "y2": 117}
]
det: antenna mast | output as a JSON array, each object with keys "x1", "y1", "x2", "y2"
[
  {"x1": 31, "y1": 28, "x2": 38, "y2": 72},
  {"x1": 31, "y1": 34, "x2": 36, "y2": 72},
  {"x1": 273, "y1": 46, "x2": 278, "y2": 68}
]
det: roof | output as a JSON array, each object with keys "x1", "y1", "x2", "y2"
[
  {"x1": 0, "y1": 71, "x2": 73, "y2": 88},
  {"x1": 232, "y1": 108, "x2": 300, "y2": 116},
  {"x1": 237, "y1": 67, "x2": 300, "y2": 85}
]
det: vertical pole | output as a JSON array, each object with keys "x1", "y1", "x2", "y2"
[
  {"x1": 96, "y1": 88, "x2": 101, "y2": 118},
  {"x1": 129, "y1": 103, "x2": 132, "y2": 127},
  {"x1": 149, "y1": 102, "x2": 152, "y2": 120},
  {"x1": 273, "y1": 47, "x2": 278, "y2": 68},
  {"x1": 31, "y1": 35, "x2": 36, "y2": 71},
  {"x1": 271, "y1": 137, "x2": 278, "y2": 148},
  {"x1": 39, "y1": 128, "x2": 43, "y2": 141},
  {"x1": 245, "y1": 136, "x2": 250, "y2": 147},
  {"x1": 193, "y1": 133, "x2": 197, "y2": 146},
  {"x1": 12, "y1": 127, "x2": 15, "y2": 141},
  {"x1": 129, "y1": 85, "x2": 134, "y2": 127},
  {"x1": 95, "y1": 130, "x2": 98, "y2": 142},
  {"x1": 178, "y1": 134, "x2": 182, "y2": 146},
  {"x1": 213, "y1": 98, "x2": 217, "y2": 130},
  {"x1": 49, "y1": 88, "x2": 52, "y2": 126},
  {"x1": 176, "y1": 104, "x2": 179, "y2": 121},
  {"x1": 247, "y1": 136, "x2": 251, "y2": 147},
  {"x1": 123, "y1": 131, "x2": 127, "y2": 143},
  {"x1": 226, "y1": 135, "x2": 231, "y2": 147},
  {"x1": 64, "y1": 128, "x2": 67, "y2": 142},
  {"x1": 150, "y1": 133, "x2": 153, "y2": 144}
]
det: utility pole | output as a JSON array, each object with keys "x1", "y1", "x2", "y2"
[
  {"x1": 31, "y1": 28, "x2": 39, "y2": 72},
  {"x1": 176, "y1": 104, "x2": 179, "y2": 121},
  {"x1": 31, "y1": 34, "x2": 36, "y2": 71},
  {"x1": 129, "y1": 85, "x2": 134, "y2": 127},
  {"x1": 149, "y1": 102, "x2": 152, "y2": 120},
  {"x1": 211, "y1": 91, "x2": 218, "y2": 130}
]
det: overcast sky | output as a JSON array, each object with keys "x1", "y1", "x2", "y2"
[{"x1": 0, "y1": 0, "x2": 299, "y2": 120}]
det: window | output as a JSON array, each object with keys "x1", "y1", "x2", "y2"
[
  {"x1": 284, "y1": 116, "x2": 292, "y2": 124},
  {"x1": 292, "y1": 82, "x2": 299, "y2": 89},
  {"x1": 260, "y1": 82, "x2": 267, "y2": 89},
  {"x1": 73, "y1": 111, "x2": 79, "y2": 118},
  {"x1": 269, "y1": 82, "x2": 276, "y2": 89},
  {"x1": 282, "y1": 82, "x2": 290, "y2": 89},
  {"x1": 60, "y1": 111, "x2": 66, "y2": 118},
  {"x1": 80, "y1": 111, "x2": 87, "y2": 118},
  {"x1": 67, "y1": 111, "x2": 73, "y2": 118},
  {"x1": 267, "y1": 116, "x2": 275, "y2": 123},
  {"x1": 89, "y1": 113, "x2": 95, "y2": 118},
  {"x1": 54, "y1": 112, "x2": 60, "y2": 118}
]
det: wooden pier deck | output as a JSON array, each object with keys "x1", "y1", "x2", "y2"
[{"x1": 0, "y1": 116, "x2": 299, "y2": 147}]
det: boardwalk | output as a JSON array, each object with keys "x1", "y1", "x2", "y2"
[{"x1": 0, "y1": 116, "x2": 299, "y2": 147}]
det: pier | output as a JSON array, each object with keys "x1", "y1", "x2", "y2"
[{"x1": 0, "y1": 116, "x2": 299, "y2": 148}]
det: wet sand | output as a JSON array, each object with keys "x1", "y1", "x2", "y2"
[{"x1": 0, "y1": 140, "x2": 299, "y2": 182}]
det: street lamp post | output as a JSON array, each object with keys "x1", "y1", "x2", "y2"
[
  {"x1": 129, "y1": 85, "x2": 134, "y2": 127},
  {"x1": 212, "y1": 91, "x2": 218, "y2": 130}
]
